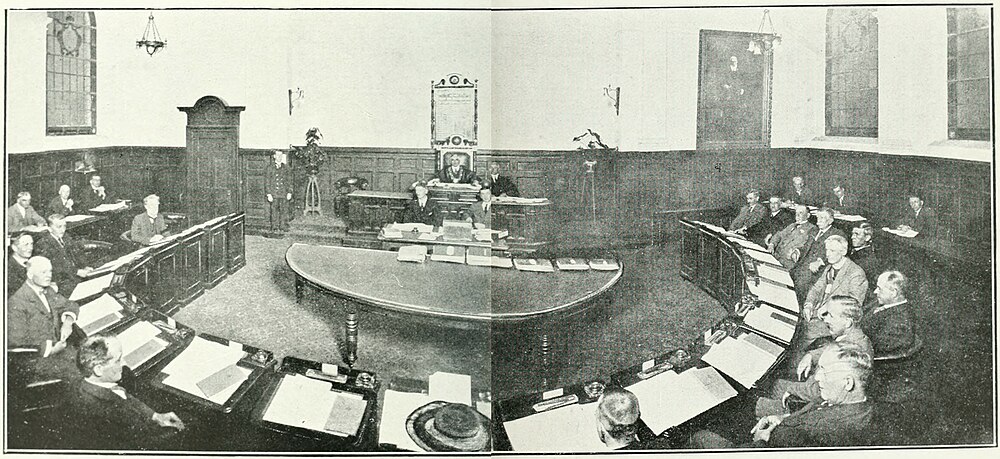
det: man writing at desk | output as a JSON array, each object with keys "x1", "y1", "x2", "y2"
[
  {"x1": 131, "y1": 194, "x2": 170, "y2": 245},
  {"x1": 896, "y1": 194, "x2": 936, "y2": 237},
  {"x1": 433, "y1": 155, "x2": 478, "y2": 185},
  {"x1": 78, "y1": 175, "x2": 111, "y2": 211}
]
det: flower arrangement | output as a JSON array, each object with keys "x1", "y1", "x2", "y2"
[{"x1": 294, "y1": 127, "x2": 326, "y2": 174}]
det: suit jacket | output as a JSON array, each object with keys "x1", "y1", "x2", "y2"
[
  {"x1": 485, "y1": 174, "x2": 519, "y2": 197},
  {"x1": 770, "y1": 222, "x2": 818, "y2": 269},
  {"x1": 68, "y1": 380, "x2": 175, "y2": 449},
  {"x1": 7, "y1": 204, "x2": 47, "y2": 231},
  {"x1": 791, "y1": 226, "x2": 848, "y2": 299},
  {"x1": 784, "y1": 186, "x2": 816, "y2": 206},
  {"x1": 8, "y1": 282, "x2": 81, "y2": 381},
  {"x1": 7, "y1": 254, "x2": 29, "y2": 298},
  {"x1": 824, "y1": 193, "x2": 859, "y2": 215},
  {"x1": 468, "y1": 201, "x2": 492, "y2": 228},
  {"x1": 898, "y1": 206, "x2": 937, "y2": 237},
  {"x1": 728, "y1": 203, "x2": 766, "y2": 233},
  {"x1": 77, "y1": 186, "x2": 110, "y2": 211},
  {"x1": 850, "y1": 245, "x2": 879, "y2": 285},
  {"x1": 47, "y1": 195, "x2": 75, "y2": 216},
  {"x1": 436, "y1": 166, "x2": 477, "y2": 184},
  {"x1": 753, "y1": 209, "x2": 794, "y2": 244},
  {"x1": 264, "y1": 163, "x2": 293, "y2": 196},
  {"x1": 764, "y1": 400, "x2": 874, "y2": 448},
  {"x1": 804, "y1": 258, "x2": 869, "y2": 311},
  {"x1": 131, "y1": 213, "x2": 169, "y2": 245},
  {"x1": 34, "y1": 231, "x2": 84, "y2": 294},
  {"x1": 860, "y1": 301, "x2": 917, "y2": 359},
  {"x1": 402, "y1": 198, "x2": 442, "y2": 227}
]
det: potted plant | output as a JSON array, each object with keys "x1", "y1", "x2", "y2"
[{"x1": 294, "y1": 127, "x2": 326, "y2": 216}]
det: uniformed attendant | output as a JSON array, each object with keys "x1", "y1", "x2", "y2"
[{"x1": 264, "y1": 150, "x2": 293, "y2": 232}]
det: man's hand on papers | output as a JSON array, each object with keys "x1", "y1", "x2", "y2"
[
  {"x1": 153, "y1": 412, "x2": 186, "y2": 430},
  {"x1": 751, "y1": 414, "x2": 785, "y2": 443},
  {"x1": 77, "y1": 267, "x2": 93, "y2": 277}
]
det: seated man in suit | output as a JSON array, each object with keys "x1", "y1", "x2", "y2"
[
  {"x1": 689, "y1": 342, "x2": 874, "y2": 448},
  {"x1": 484, "y1": 162, "x2": 519, "y2": 197},
  {"x1": 728, "y1": 189, "x2": 766, "y2": 235},
  {"x1": 131, "y1": 194, "x2": 170, "y2": 245},
  {"x1": 7, "y1": 191, "x2": 47, "y2": 232},
  {"x1": 596, "y1": 387, "x2": 641, "y2": 450},
  {"x1": 768, "y1": 205, "x2": 817, "y2": 269},
  {"x1": 8, "y1": 256, "x2": 81, "y2": 381},
  {"x1": 801, "y1": 235, "x2": 869, "y2": 324},
  {"x1": 896, "y1": 194, "x2": 936, "y2": 237},
  {"x1": 861, "y1": 271, "x2": 918, "y2": 359},
  {"x1": 466, "y1": 186, "x2": 493, "y2": 229},
  {"x1": 850, "y1": 222, "x2": 878, "y2": 285},
  {"x1": 791, "y1": 208, "x2": 847, "y2": 301},
  {"x1": 753, "y1": 196, "x2": 794, "y2": 246},
  {"x1": 783, "y1": 176, "x2": 815, "y2": 207},
  {"x1": 401, "y1": 181, "x2": 442, "y2": 227},
  {"x1": 35, "y1": 214, "x2": 94, "y2": 295},
  {"x1": 824, "y1": 184, "x2": 857, "y2": 215},
  {"x1": 8, "y1": 232, "x2": 34, "y2": 298},
  {"x1": 70, "y1": 335, "x2": 186, "y2": 449},
  {"x1": 433, "y1": 155, "x2": 478, "y2": 185},
  {"x1": 77, "y1": 174, "x2": 111, "y2": 211},
  {"x1": 48, "y1": 184, "x2": 76, "y2": 216}
]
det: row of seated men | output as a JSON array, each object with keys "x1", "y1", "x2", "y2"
[
  {"x1": 8, "y1": 194, "x2": 176, "y2": 298},
  {"x1": 7, "y1": 175, "x2": 114, "y2": 231},
  {"x1": 398, "y1": 159, "x2": 521, "y2": 229}
]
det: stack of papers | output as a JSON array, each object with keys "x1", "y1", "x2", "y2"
[
  {"x1": 626, "y1": 367, "x2": 738, "y2": 435},
  {"x1": 63, "y1": 214, "x2": 93, "y2": 223},
  {"x1": 417, "y1": 232, "x2": 440, "y2": 241},
  {"x1": 746, "y1": 279, "x2": 799, "y2": 313},
  {"x1": 430, "y1": 245, "x2": 466, "y2": 263},
  {"x1": 397, "y1": 245, "x2": 427, "y2": 263},
  {"x1": 115, "y1": 321, "x2": 168, "y2": 369},
  {"x1": 380, "y1": 390, "x2": 434, "y2": 451},
  {"x1": 742, "y1": 249, "x2": 781, "y2": 266},
  {"x1": 442, "y1": 225, "x2": 472, "y2": 242},
  {"x1": 161, "y1": 336, "x2": 251, "y2": 405},
  {"x1": 473, "y1": 229, "x2": 492, "y2": 242},
  {"x1": 555, "y1": 258, "x2": 590, "y2": 271},
  {"x1": 588, "y1": 259, "x2": 620, "y2": 271},
  {"x1": 882, "y1": 227, "x2": 918, "y2": 238},
  {"x1": 89, "y1": 202, "x2": 128, "y2": 212},
  {"x1": 382, "y1": 227, "x2": 403, "y2": 238},
  {"x1": 701, "y1": 332, "x2": 784, "y2": 388},
  {"x1": 262, "y1": 374, "x2": 368, "y2": 437},
  {"x1": 728, "y1": 237, "x2": 768, "y2": 252},
  {"x1": 835, "y1": 214, "x2": 867, "y2": 222},
  {"x1": 755, "y1": 263, "x2": 794, "y2": 287},
  {"x1": 513, "y1": 259, "x2": 554, "y2": 273},
  {"x1": 742, "y1": 304, "x2": 798, "y2": 344},
  {"x1": 491, "y1": 256, "x2": 514, "y2": 269},
  {"x1": 69, "y1": 272, "x2": 115, "y2": 301},
  {"x1": 77, "y1": 294, "x2": 125, "y2": 336},
  {"x1": 492, "y1": 196, "x2": 548, "y2": 204},
  {"x1": 466, "y1": 247, "x2": 491, "y2": 266},
  {"x1": 503, "y1": 403, "x2": 610, "y2": 452}
]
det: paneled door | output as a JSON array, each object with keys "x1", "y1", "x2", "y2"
[{"x1": 178, "y1": 96, "x2": 246, "y2": 224}]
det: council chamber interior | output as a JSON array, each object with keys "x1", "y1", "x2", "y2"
[{"x1": 4, "y1": 4, "x2": 995, "y2": 454}]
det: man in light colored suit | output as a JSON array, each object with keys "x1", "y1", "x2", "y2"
[
  {"x1": 130, "y1": 194, "x2": 169, "y2": 245},
  {"x1": 7, "y1": 256, "x2": 81, "y2": 380},
  {"x1": 7, "y1": 191, "x2": 47, "y2": 232},
  {"x1": 728, "y1": 189, "x2": 766, "y2": 235},
  {"x1": 802, "y1": 235, "x2": 869, "y2": 320}
]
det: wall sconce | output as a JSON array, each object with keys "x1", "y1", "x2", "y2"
[
  {"x1": 136, "y1": 12, "x2": 166, "y2": 56},
  {"x1": 604, "y1": 85, "x2": 620, "y2": 116},
  {"x1": 288, "y1": 87, "x2": 305, "y2": 115},
  {"x1": 747, "y1": 9, "x2": 781, "y2": 55}
]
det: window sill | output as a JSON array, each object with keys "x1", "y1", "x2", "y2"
[{"x1": 787, "y1": 136, "x2": 992, "y2": 163}]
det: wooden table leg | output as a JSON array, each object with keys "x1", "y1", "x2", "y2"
[
  {"x1": 344, "y1": 302, "x2": 359, "y2": 367},
  {"x1": 294, "y1": 274, "x2": 303, "y2": 303}
]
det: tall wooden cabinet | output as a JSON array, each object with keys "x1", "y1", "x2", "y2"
[{"x1": 178, "y1": 96, "x2": 246, "y2": 224}]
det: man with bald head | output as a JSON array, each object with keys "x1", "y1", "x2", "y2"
[
  {"x1": 48, "y1": 185, "x2": 76, "y2": 216},
  {"x1": 8, "y1": 256, "x2": 82, "y2": 380}
]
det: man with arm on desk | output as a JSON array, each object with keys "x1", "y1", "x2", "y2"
[
  {"x1": 69, "y1": 335, "x2": 186, "y2": 449},
  {"x1": 768, "y1": 205, "x2": 817, "y2": 269},
  {"x1": 484, "y1": 162, "x2": 519, "y2": 197},
  {"x1": 131, "y1": 194, "x2": 170, "y2": 245},
  {"x1": 77, "y1": 175, "x2": 111, "y2": 211},
  {"x1": 48, "y1": 184, "x2": 76, "y2": 216},
  {"x1": 7, "y1": 191, "x2": 48, "y2": 232},
  {"x1": 8, "y1": 232, "x2": 34, "y2": 298},
  {"x1": 35, "y1": 214, "x2": 95, "y2": 295},
  {"x1": 434, "y1": 155, "x2": 478, "y2": 185},
  {"x1": 8, "y1": 256, "x2": 81, "y2": 380},
  {"x1": 728, "y1": 189, "x2": 766, "y2": 236},
  {"x1": 824, "y1": 184, "x2": 858, "y2": 215},
  {"x1": 896, "y1": 194, "x2": 936, "y2": 237},
  {"x1": 402, "y1": 181, "x2": 442, "y2": 227}
]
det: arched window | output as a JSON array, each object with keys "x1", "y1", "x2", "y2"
[{"x1": 46, "y1": 11, "x2": 96, "y2": 136}]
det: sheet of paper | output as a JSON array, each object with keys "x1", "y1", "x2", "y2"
[
  {"x1": 747, "y1": 280, "x2": 799, "y2": 313},
  {"x1": 756, "y1": 263, "x2": 794, "y2": 287},
  {"x1": 626, "y1": 367, "x2": 737, "y2": 435},
  {"x1": 742, "y1": 249, "x2": 781, "y2": 266},
  {"x1": 123, "y1": 337, "x2": 168, "y2": 369},
  {"x1": 77, "y1": 294, "x2": 124, "y2": 328},
  {"x1": 115, "y1": 321, "x2": 162, "y2": 355},
  {"x1": 160, "y1": 336, "x2": 249, "y2": 404},
  {"x1": 163, "y1": 365, "x2": 251, "y2": 405},
  {"x1": 727, "y1": 237, "x2": 768, "y2": 252},
  {"x1": 325, "y1": 391, "x2": 368, "y2": 436},
  {"x1": 380, "y1": 390, "x2": 434, "y2": 451},
  {"x1": 701, "y1": 333, "x2": 780, "y2": 388},
  {"x1": 428, "y1": 372, "x2": 472, "y2": 406},
  {"x1": 63, "y1": 214, "x2": 93, "y2": 222},
  {"x1": 835, "y1": 214, "x2": 867, "y2": 222},
  {"x1": 503, "y1": 403, "x2": 611, "y2": 452},
  {"x1": 263, "y1": 374, "x2": 337, "y2": 432},
  {"x1": 68, "y1": 272, "x2": 115, "y2": 301},
  {"x1": 89, "y1": 202, "x2": 127, "y2": 212},
  {"x1": 742, "y1": 304, "x2": 797, "y2": 343},
  {"x1": 882, "y1": 227, "x2": 918, "y2": 238}
]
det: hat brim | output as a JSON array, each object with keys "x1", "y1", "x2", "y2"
[{"x1": 406, "y1": 401, "x2": 492, "y2": 452}]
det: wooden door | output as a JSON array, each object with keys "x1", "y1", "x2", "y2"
[{"x1": 178, "y1": 96, "x2": 246, "y2": 224}]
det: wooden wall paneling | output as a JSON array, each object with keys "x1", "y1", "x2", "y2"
[{"x1": 240, "y1": 149, "x2": 271, "y2": 230}]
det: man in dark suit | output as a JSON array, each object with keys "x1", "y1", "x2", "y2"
[
  {"x1": 783, "y1": 176, "x2": 815, "y2": 207},
  {"x1": 264, "y1": 150, "x2": 293, "y2": 232},
  {"x1": 466, "y1": 186, "x2": 493, "y2": 229},
  {"x1": 35, "y1": 214, "x2": 94, "y2": 295},
  {"x1": 401, "y1": 181, "x2": 442, "y2": 227},
  {"x1": 752, "y1": 196, "x2": 794, "y2": 246},
  {"x1": 791, "y1": 208, "x2": 847, "y2": 301},
  {"x1": 769, "y1": 205, "x2": 818, "y2": 269},
  {"x1": 8, "y1": 232, "x2": 34, "y2": 298},
  {"x1": 861, "y1": 271, "x2": 918, "y2": 359},
  {"x1": 77, "y1": 174, "x2": 111, "y2": 211},
  {"x1": 8, "y1": 256, "x2": 81, "y2": 381},
  {"x1": 131, "y1": 194, "x2": 169, "y2": 245},
  {"x1": 484, "y1": 162, "x2": 519, "y2": 197},
  {"x1": 728, "y1": 189, "x2": 766, "y2": 235},
  {"x1": 69, "y1": 335, "x2": 185, "y2": 449},
  {"x1": 47, "y1": 184, "x2": 76, "y2": 216},
  {"x1": 434, "y1": 155, "x2": 477, "y2": 184},
  {"x1": 896, "y1": 194, "x2": 936, "y2": 238},
  {"x1": 850, "y1": 222, "x2": 878, "y2": 285},
  {"x1": 7, "y1": 191, "x2": 47, "y2": 232},
  {"x1": 824, "y1": 184, "x2": 858, "y2": 215}
]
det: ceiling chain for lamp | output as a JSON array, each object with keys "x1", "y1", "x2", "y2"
[
  {"x1": 748, "y1": 9, "x2": 781, "y2": 55},
  {"x1": 136, "y1": 12, "x2": 166, "y2": 56}
]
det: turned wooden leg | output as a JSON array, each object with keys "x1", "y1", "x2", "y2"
[{"x1": 344, "y1": 302, "x2": 359, "y2": 367}]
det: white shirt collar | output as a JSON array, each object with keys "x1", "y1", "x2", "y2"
[{"x1": 872, "y1": 299, "x2": 907, "y2": 314}]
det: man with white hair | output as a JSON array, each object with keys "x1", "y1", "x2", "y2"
[
  {"x1": 802, "y1": 235, "x2": 869, "y2": 322},
  {"x1": 131, "y1": 194, "x2": 169, "y2": 245},
  {"x1": 596, "y1": 387, "x2": 642, "y2": 450},
  {"x1": 791, "y1": 208, "x2": 847, "y2": 301},
  {"x1": 783, "y1": 176, "x2": 815, "y2": 207},
  {"x1": 8, "y1": 256, "x2": 81, "y2": 379},
  {"x1": 48, "y1": 184, "x2": 76, "y2": 216},
  {"x1": 7, "y1": 191, "x2": 48, "y2": 232}
]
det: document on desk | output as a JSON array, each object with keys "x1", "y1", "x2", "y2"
[
  {"x1": 626, "y1": 367, "x2": 737, "y2": 435},
  {"x1": 89, "y1": 202, "x2": 128, "y2": 212},
  {"x1": 394, "y1": 223, "x2": 434, "y2": 233},
  {"x1": 727, "y1": 237, "x2": 768, "y2": 252},
  {"x1": 741, "y1": 249, "x2": 781, "y2": 266},
  {"x1": 503, "y1": 403, "x2": 611, "y2": 452},
  {"x1": 380, "y1": 390, "x2": 433, "y2": 451},
  {"x1": 746, "y1": 279, "x2": 799, "y2": 313},
  {"x1": 742, "y1": 303, "x2": 797, "y2": 344},
  {"x1": 77, "y1": 294, "x2": 125, "y2": 336},
  {"x1": 756, "y1": 263, "x2": 794, "y2": 287},
  {"x1": 835, "y1": 214, "x2": 867, "y2": 222},
  {"x1": 115, "y1": 321, "x2": 168, "y2": 369},
  {"x1": 63, "y1": 214, "x2": 93, "y2": 223},
  {"x1": 263, "y1": 373, "x2": 367, "y2": 436},
  {"x1": 882, "y1": 227, "x2": 918, "y2": 238},
  {"x1": 68, "y1": 272, "x2": 115, "y2": 301},
  {"x1": 161, "y1": 336, "x2": 250, "y2": 405},
  {"x1": 701, "y1": 332, "x2": 782, "y2": 389},
  {"x1": 429, "y1": 372, "x2": 472, "y2": 406}
]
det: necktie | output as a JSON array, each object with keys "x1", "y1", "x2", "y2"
[
  {"x1": 57, "y1": 237, "x2": 64, "y2": 247},
  {"x1": 828, "y1": 267, "x2": 838, "y2": 283}
]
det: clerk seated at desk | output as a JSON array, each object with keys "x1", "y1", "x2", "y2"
[
  {"x1": 7, "y1": 191, "x2": 48, "y2": 232},
  {"x1": 131, "y1": 194, "x2": 170, "y2": 245},
  {"x1": 465, "y1": 186, "x2": 493, "y2": 229},
  {"x1": 401, "y1": 181, "x2": 443, "y2": 227},
  {"x1": 432, "y1": 155, "x2": 478, "y2": 185},
  {"x1": 895, "y1": 194, "x2": 936, "y2": 238},
  {"x1": 78, "y1": 175, "x2": 112, "y2": 211},
  {"x1": 484, "y1": 162, "x2": 519, "y2": 197}
]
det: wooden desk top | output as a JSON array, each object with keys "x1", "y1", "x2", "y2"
[
  {"x1": 285, "y1": 243, "x2": 622, "y2": 324},
  {"x1": 348, "y1": 190, "x2": 551, "y2": 207}
]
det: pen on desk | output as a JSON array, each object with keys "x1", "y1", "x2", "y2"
[{"x1": 532, "y1": 394, "x2": 579, "y2": 412}]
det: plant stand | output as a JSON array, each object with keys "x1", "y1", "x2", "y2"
[{"x1": 304, "y1": 174, "x2": 322, "y2": 216}]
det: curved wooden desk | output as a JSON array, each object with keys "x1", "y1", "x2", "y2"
[{"x1": 286, "y1": 243, "x2": 623, "y2": 365}]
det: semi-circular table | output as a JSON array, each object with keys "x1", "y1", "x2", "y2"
[{"x1": 286, "y1": 243, "x2": 623, "y2": 366}]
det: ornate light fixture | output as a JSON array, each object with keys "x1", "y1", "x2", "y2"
[
  {"x1": 136, "y1": 12, "x2": 166, "y2": 56},
  {"x1": 748, "y1": 9, "x2": 781, "y2": 55}
]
